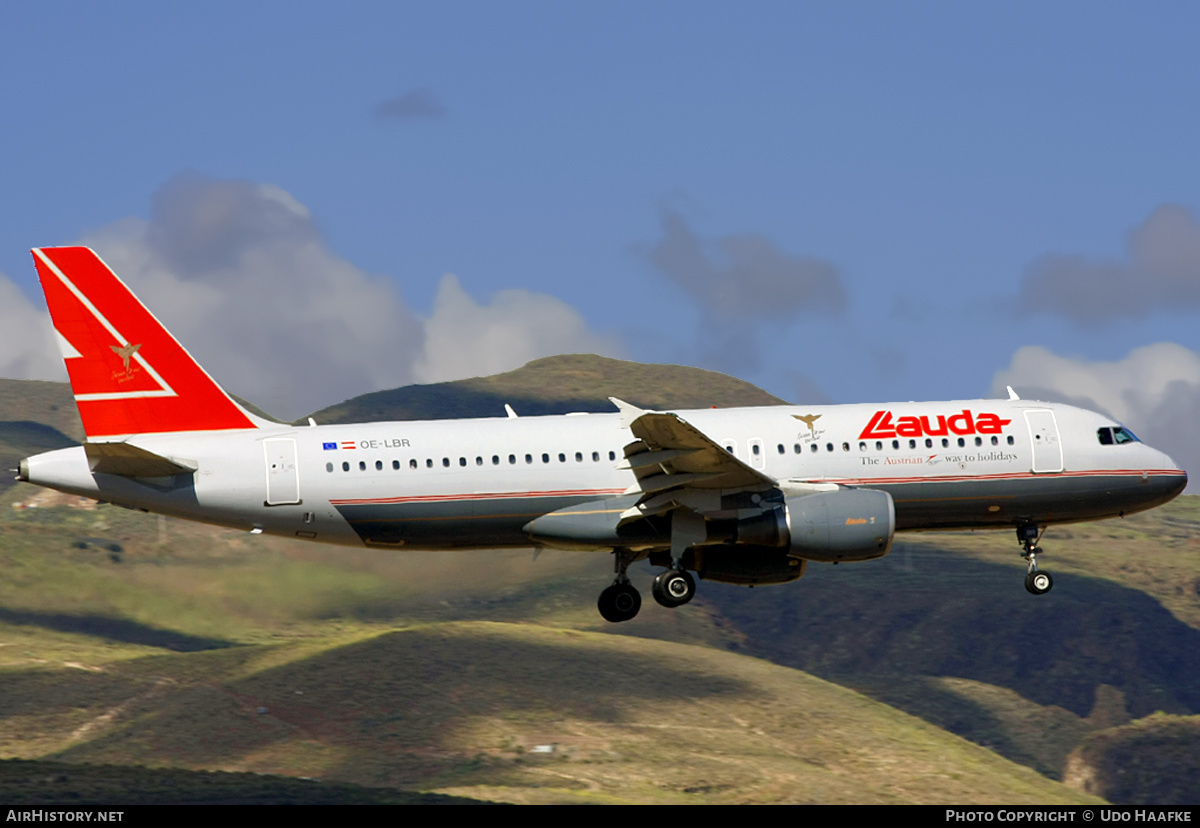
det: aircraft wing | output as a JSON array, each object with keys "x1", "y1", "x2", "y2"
[{"x1": 610, "y1": 398, "x2": 777, "y2": 523}]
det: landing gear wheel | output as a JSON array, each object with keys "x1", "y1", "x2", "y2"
[
  {"x1": 1025, "y1": 570, "x2": 1053, "y2": 595},
  {"x1": 651, "y1": 568, "x2": 696, "y2": 608},
  {"x1": 598, "y1": 582, "x2": 642, "y2": 622},
  {"x1": 1017, "y1": 524, "x2": 1052, "y2": 596}
]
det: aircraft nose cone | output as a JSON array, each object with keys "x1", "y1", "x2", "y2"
[
  {"x1": 1172, "y1": 468, "x2": 1188, "y2": 496},
  {"x1": 1149, "y1": 465, "x2": 1188, "y2": 504}
]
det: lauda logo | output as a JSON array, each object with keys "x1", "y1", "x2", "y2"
[{"x1": 859, "y1": 410, "x2": 1012, "y2": 440}]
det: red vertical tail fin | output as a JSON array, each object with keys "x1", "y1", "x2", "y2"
[{"x1": 32, "y1": 247, "x2": 259, "y2": 438}]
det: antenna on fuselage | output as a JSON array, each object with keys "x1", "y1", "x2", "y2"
[
  {"x1": 1007, "y1": 386, "x2": 1020, "y2": 401},
  {"x1": 504, "y1": 404, "x2": 518, "y2": 419}
]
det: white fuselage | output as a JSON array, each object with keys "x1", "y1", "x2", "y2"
[{"x1": 20, "y1": 399, "x2": 1187, "y2": 552}]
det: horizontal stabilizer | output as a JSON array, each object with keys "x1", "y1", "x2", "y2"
[{"x1": 84, "y1": 441, "x2": 197, "y2": 477}]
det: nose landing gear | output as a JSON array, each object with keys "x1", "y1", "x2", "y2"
[{"x1": 1018, "y1": 523, "x2": 1053, "y2": 595}]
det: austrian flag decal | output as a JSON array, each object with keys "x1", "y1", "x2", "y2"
[{"x1": 859, "y1": 410, "x2": 1012, "y2": 440}]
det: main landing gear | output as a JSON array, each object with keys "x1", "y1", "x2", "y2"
[
  {"x1": 597, "y1": 581, "x2": 641, "y2": 623},
  {"x1": 597, "y1": 550, "x2": 698, "y2": 623},
  {"x1": 1017, "y1": 523, "x2": 1054, "y2": 595},
  {"x1": 651, "y1": 567, "x2": 696, "y2": 608},
  {"x1": 598, "y1": 549, "x2": 642, "y2": 623}
]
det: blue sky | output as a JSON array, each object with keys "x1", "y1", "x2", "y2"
[{"x1": 2, "y1": 2, "x2": 1199, "y2": 474}]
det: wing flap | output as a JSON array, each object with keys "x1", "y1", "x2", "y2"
[{"x1": 610, "y1": 398, "x2": 779, "y2": 525}]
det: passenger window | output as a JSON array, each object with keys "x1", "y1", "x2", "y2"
[
  {"x1": 359, "y1": 461, "x2": 367, "y2": 471},
  {"x1": 410, "y1": 459, "x2": 418, "y2": 469},
  {"x1": 326, "y1": 462, "x2": 333, "y2": 473},
  {"x1": 974, "y1": 437, "x2": 982, "y2": 447},
  {"x1": 777, "y1": 444, "x2": 785, "y2": 454},
  {"x1": 558, "y1": 453, "x2": 566, "y2": 463},
  {"x1": 592, "y1": 451, "x2": 600, "y2": 461},
  {"x1": 459, "y1": 457, "x2": 467, "y2": 467},
  {"x1": 575, "y1": 452, "x2": 583, "y2": 462},
  {"x1": 375, "y1": 460, "x2": 383, "y2": 471},
  {"x1": 442, "y1": 458, "x2": 450, "y2": 467},
  {"x1": 908, "y1": 440, "x2": 916, "y2": 449},
  {"x1": 508, "y1": 454, "x2": 516, "y2": 464},
  {"x1": 842, "y1": 442, "x2": 849, "y2": 452},
  {"x1": 525, "y1": 454, "x2": 533, "y2": 464},
  {"x1": 492, "y1": 455, "x2": 499, "y2": 465},
  {"x1": 392, "y1": 460, "x2": 400, "y2": 470},
  {"x1": 342, "y1": 461, "x2": 350, "y2": 472},
  {"x1": 859, "y1": 442, "x2": 867, "y2": 451},
  {"x1": 542, "y1": 453, "x2": 550, "y2": 463}
]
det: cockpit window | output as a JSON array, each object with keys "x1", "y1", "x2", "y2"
[{"x1": 1098, "y1": 426, "x2": 1140, "y2": 445}]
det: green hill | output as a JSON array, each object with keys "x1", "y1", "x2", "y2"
[
  {"x1": 304, "y1": 354, "x2": 788, "y2": 424},
  {"x1": 2, "y1": 357, "x2": 1197, "y2": 803}
]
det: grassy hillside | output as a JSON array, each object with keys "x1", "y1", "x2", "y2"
[
  {"x1": 1064, "y1": 714, "x2": 1200, "y2": 805},
  {"x1": 0, "y1": 379, "x2": 82, "y2": 442},
  {"x1": 0, "y1": 479, "x2": 1103, "y2": 804},
  {"x1": 0, "y1": 759, "x2": 476, "y2": 805},
  {"x1": 2, "y1": 358, "x2": 1196, "y2": 803},
  {"x1": 0, "y1": 379, "x2": 83, "y2": 497},
  {"x1": 304, "y1": 354, "x2": 788, "y2": 424}
]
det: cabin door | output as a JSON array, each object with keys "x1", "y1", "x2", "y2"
[
  {"x1": 264, "y1": 437, "x2": 301, "y2": 505},
  {"x1": 1024, "y1": 410, "x2": 1063, "y2": 474}
]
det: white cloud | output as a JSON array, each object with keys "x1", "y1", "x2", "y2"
[
  {"x1": 414, "y1": 273, "x2": 624, "y2": 384},
  {"x1": 373, "y1": 87, "x2": 447, "y2": 122},
  {"x1": 80, "y1": 183, "x2": 424, "y2": 420},
  {"x1": 992, "y1": 343, "x2": 1200, "y2": 486},
  {"x1": 641, "y1": 206, "x2": 845, "y2": 319},
  {"x1": 0, "y1": 273, "x2": 62, "y2": 382},
  {"x1": 1019, "y1": 205, "x2": 1200, "y2": 322},
  {"x1": 635, "y1": 206, "x2": 845, "y2": 378},
  {"x1": 2, "y1": 173, "x2": 622, "y2": 420}
]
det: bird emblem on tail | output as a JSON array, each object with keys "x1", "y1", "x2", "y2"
[{"x1": 110, "y1": 342, "x2": 142, "y2": 374}]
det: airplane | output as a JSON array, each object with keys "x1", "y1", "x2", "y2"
[{"x1": 18, "y1": 247, "x2": 1189, "y2": 622}]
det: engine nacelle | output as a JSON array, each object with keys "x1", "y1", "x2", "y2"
[{"x1": 736, "y1": 488, "x2": 895, "y2": 562}]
